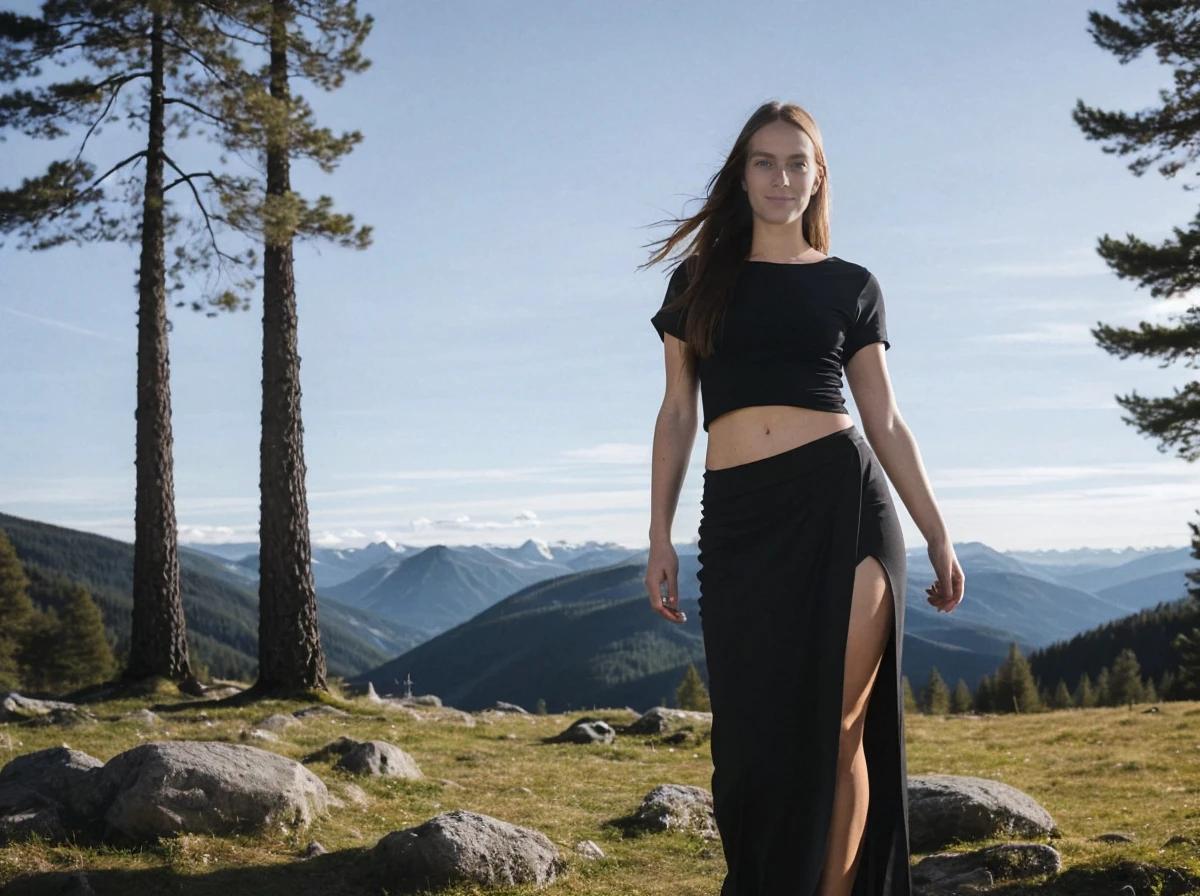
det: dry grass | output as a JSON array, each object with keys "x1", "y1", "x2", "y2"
[{"x1": 0, "y1": 691, "x2": 1198, "y2": 895}]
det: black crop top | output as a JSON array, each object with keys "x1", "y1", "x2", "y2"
[{"x1": 650, "y1": 256, "x2": 890, "y2": 431}]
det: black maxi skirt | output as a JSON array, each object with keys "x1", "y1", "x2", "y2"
[{"x1": 696, "y1": 424, "x2": 912, "y2": 896}]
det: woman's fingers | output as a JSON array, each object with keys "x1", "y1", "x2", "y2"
[{"x1": 646, "y1": 568, "x2": 687, "y2": 622}]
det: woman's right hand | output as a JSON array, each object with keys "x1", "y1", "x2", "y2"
[{"x1": 646, "y1": 541, "x2": 687, "y2": 623}]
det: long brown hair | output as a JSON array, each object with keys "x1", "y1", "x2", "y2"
[{"x1": 640, "y1": 100, "x2": 831, "y2": 359}]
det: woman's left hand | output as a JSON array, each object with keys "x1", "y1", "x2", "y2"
[{"x1": 925, "y1": 537, "x2": 964, "y2": 613}]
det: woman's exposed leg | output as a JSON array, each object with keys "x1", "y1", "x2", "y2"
[{"x1": 815, "y1": 553, "x2": 895, "y2": 896}]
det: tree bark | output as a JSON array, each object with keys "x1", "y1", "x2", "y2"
[
  {"x1": 126, "y1": 9, "x2": 192, "y2": 683},
  {"x1": 255, "y1": 0, "x2": 327, "y2": 693}
]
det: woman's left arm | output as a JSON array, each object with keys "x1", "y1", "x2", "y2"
[{"x1": 846, "y1": 344, "x2": 965, "y2": 613}]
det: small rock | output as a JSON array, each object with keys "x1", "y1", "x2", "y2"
[
  {"x1": 256, "y1": 713, "x2": 300, "y2": 732},
  {"x1": 547, "y1": 717, "x2": 615, "y2": 745},
  {"x1": 0, "y1": 693, "x2": 79, "y2": 722},
  {"x1": 574, "y1": 839, "x2": 605, "y2": 859},
  {"x1": 240, "y1": 728, "x2": 279, "y2": 743},
  {"x1": 625, "y1": 706, "x2": 711, "y2": 735},
  {"x1": 293, "y1": 704, "x2": 350, "y2": 719},
  {"x1": 201, "y1": 686, "x2": 242, "y2": 700},
  {"x1": 302, "y1": 840, "x2": 327, "y2": 858},
  {"x1": 387, "y1": 694, "x2": 443, "y2": 708},
  {"x1": 490, "y1": 701, "x2": 529, "y2": 714},
  {"x1": 124, "y1": 709, "x2": 160, "y2": 726},
  {"x1": 339, "y1": 783, "x2": 369, "y2": 807}
]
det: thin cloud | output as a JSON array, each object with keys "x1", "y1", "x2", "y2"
[{"x1": 0, "y1": 304, "x2": 123, "y2": 343}]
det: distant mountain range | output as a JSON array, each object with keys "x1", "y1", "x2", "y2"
[
  {"x1": 3, "y1": 509, "x2": 1194, "y2": 709},
  {"x1": 347, "y1": 538, "x2": 1197, "y2": 711},
  {"x1": 0, "y1": 512, "x2": 424, "y2": 680}
]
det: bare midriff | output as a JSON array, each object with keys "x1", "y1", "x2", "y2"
[{"x1": 704, "y1": 406, "x2": 854, "y2": 471}]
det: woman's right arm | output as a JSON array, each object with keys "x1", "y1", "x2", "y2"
[{"x1": 645, "y1": 333, "x2": 699, "y2": 624}]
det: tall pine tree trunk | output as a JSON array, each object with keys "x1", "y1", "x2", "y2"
[
  {"x1": 126, "y1": 10, "x2": 191, "y2": 683},
  {"x1": 255, "y1": 0, "x2": 327, "y2": 693}
]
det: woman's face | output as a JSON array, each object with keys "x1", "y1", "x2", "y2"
[{"x1": 741, "y1": 121, "x2": 821, "y2": 223}]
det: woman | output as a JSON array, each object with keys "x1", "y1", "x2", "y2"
[{"x1": 644, "y1": 101, "x2": 965, "y2": 896}]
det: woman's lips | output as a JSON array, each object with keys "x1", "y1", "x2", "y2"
[{"x1": 767, "y1": 196, "x2": 794, "y2": 202}]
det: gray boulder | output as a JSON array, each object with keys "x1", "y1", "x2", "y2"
[
  {"x1": 908, "y1": 773, "x2": 1058, "y2": 851},
  {"x1": 95, "y1": 741, "x2": 328, "y2": 842},
  {"x1": 630, "y1": 783, "x2": 717, "y2": 838},
  {"x1": 0, "y1": 746, "x2": 104, "y2": 843},
  {"x1": 336, "y1": 741, "x2": 422, "y2": 779},
  {"x1": 372, "y1": 809, "x2": 566, "y2": 887},
  {"x1": 305, "y1": 736, "x2": 422, "y2": 779}
]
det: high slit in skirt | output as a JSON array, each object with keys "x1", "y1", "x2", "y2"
[{"x1": 697, "y1": 423, "x2": 912, "y2": 896}]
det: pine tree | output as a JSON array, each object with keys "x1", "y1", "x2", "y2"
[
  {"x1": 922, "y1": 666, "x2": 950, "y2": 715},
  {"x1": 1096, "y1": 666, "x2": 1112, "y2": 707},
  {"x1": 675, "y1": 663, "x2": 711, "y2": 711},
  {"x1": 1074, "y1": 4, "x2": 1200, "y2": 688},
  {"x1": 995, "y1": 643, "x2": 1042, "y2": 713},
  {"x1": 1172, "y1": 600, "x2": 1200, "y2": 698},
  {"x1": 975, "y1": 673, "x2": 992, "y2": 713},
  {"x1": 0, "y1": 2, "x2": 274, "y2": 684},
  {"x1": 1051, "y1": 678, "x2": 1073, "y2": 710},
  {"x1": 902, "y1": 675, "x2": 917, "y2": 714},
  {"x1": 1074, "y1": 671, "x2": 1096, "y2": 709},
  {"x1": 1144, "y1": 679, "x2": 1158, "y2": 704},
  {"x1": 950, "y1": 678, "x2": 974, "y2": 714},
  {"x1": 44, "y1": 583, "x2": 116, "y2": 690},
  {"x1": 201, "y1": 0, "x2": 373, "y2": 695},
  {"x1": 1159, "y1": 668, "x2": 1176, "y2": 701},
  {"x1": 0, "y1": 529, "x2": 35, "y2": 689},
  {"x1": 1110, "y1": 648, "x2": 1144, "y2": 708}
]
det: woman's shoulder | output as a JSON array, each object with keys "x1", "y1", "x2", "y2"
[{"x1": 824, "y1": 256, "x2": 876, "y2": 295}]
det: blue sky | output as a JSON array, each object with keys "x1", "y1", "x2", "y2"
[{"x1": 3, "y1": 0, "x2": 1198, "y2": 553}]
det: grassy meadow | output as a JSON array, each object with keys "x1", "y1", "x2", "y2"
[{"x1": 0, "y1": 688, "x2": 1198, "y2": 895}]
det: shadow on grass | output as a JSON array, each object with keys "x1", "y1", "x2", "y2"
[
  {"x1": 1, "y1": 847, "x2": 395, "y2": 896},
  {"x1": 920, "y1": 857, "x2": 1200, "y2": 896}
]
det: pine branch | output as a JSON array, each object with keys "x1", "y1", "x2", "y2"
[
  {"x1": 161, "y1": 151, "x2": 240, "y2": 267},
  {"x1": 163, "y1": 95, "x2": 225, "y2": 125},
  {"x1": 1113, "y1": 379, "x2": 1200, "y2": 461},
  {"x1": 1092, "y1": 310, "x2": 1200, "y2": 365},
  {"x1": 72, "y1": 70, "x2": 153, "y2": 167}
]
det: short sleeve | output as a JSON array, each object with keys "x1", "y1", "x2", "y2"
[
  {"x1": 650, "y1": 260, "x2": 692, "y2": 343},
  {"x1": 842, "y1": 271, "x2": 890, "y2": 364}
]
